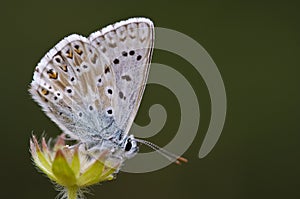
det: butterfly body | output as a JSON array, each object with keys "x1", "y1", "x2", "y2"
[{"x1": 30, "y1": 18, "x2": 154, "y2": 160}]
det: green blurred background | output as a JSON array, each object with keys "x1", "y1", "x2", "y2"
[{"x1": 1, "y1": 0, "x2": 299, "y2": 198}]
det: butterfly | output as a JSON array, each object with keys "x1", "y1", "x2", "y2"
[{"x1": 30, "y1": 17, "x2": 187, "y2": 164}]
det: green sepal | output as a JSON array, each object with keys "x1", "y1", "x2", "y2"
[
  {"x1": 98, "y1": 166, "x2": 116, "y2": 182},
  {"x1": 52, "y1": 149, "x2": 76, "y2": 187},
  {"x1": 71, "y1": 147, "x2": 80, "y2": 178},
  {"x1": 31, "y1": 137, "x2": 56, "y2": 181},
  {"x1": 77, "y1": 159, "x2": 105, "y2": 187}
]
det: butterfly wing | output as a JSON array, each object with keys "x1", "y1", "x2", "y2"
[
  {"x1": 30, "y1": 34, "x2": 118, "y2": 142},
  {"x1": 89, "y1": 18, "x2": 154, "y2": 136},
  {"x1": 30, "y1": 18, "x2": 154, "y2": 143}
]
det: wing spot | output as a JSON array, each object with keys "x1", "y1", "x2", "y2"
[
  {"x1": 71, "y1": 77, "x2": 75, "y2": 82},
  {"x1": 107, "y1": 88, "x2": 113, "y2": 95},
  {"x1": 55, "y1": 58, "x2": 61, "y2": 63},
  {"x1": 66, "y1": 49, "x2": 73, "y2": 59},
  {"x1": 121, "y1": 75, "x2": 132, "y2": 81},
  {"x1": 79, "y1": 112, "x2": 83, "y2": 117},
  {"x1": 47, "y1": 69, "x2": 58, "y2": 79},
  {"x1": 122, "y1": 51, "x2": 128, "y2": 57},
  {"x1": 100, "y1": 46, "x2": 106, "y2": 52},
  {"x1": 113, "y1": 59, "x2": 119, "y2": 64},
  {"x1": 97, "y1": 77, "x2": 103, "y2": 86},
  {"x1": 129, "y1": 50, "x2": 135, "y2": 56},
  {"x1": 67, "y1": 88, "x2": 72, "y2": 93},
  {"x1": 119, "y1": 91, "x2": 124, "y2": 99},
  {"x1": 137, "y1": 55, "x2": 142, "y2": 61},
  {"x1": 89, "y1": 105, "x2": 93, "y2": 111},
  {"x1": 59, "y1": 65, "x2": 68, "y2": 72},
  {"x1": 74, "y1": 45, "x2": 83, "y2": 55},
  {"x1": 41, "y1": 88, "x2": 49, "y2": 95},
  {"x1": 107, "y1": 109, "x2": 113, "y2": 115},
  {"x1": 104, "y1": 67, "x2": 110, "y2": 74},
  {"x1": 91, "y1": 54, "x2": 98, "y2": 64}
]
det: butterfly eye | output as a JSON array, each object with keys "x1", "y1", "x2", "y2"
[
  {"x1": 125, "y1": 140, "x2": 132, "y2": 152},
  {"x1": 123, "y1": 136, "x2": 138, "y2": 158}
]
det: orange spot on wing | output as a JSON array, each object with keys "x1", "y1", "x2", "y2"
[
  {"x1": 47, "y1": 69, "x2": 58, "y2": 79},
  {"x1": 41, "y1": 88, "x2": 49, "y2": 95}
]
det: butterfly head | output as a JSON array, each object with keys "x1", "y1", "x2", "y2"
[{"x1": 123, "y1": 135, "x2": 138, "y2": 159}]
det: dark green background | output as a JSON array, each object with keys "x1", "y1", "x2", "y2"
[{"x1": 1, "y1": 0, "x2": 299, "y2": 198}]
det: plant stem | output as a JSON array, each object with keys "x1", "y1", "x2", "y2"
[{"x1": 67, "y1": 186, "x2": 78, "y2": 199}]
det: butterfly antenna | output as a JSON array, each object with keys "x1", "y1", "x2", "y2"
[{"x1": 134, "y1": 138, "x2": 188, "y2": 165}]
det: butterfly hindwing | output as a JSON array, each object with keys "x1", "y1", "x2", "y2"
[{"x1": 30, "y1": 34, "x2": 117, "y2": 141}]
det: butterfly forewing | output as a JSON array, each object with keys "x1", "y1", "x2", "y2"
[
  {"x1": 30, "y1": 18, "x2": 154, "y2": 143},
  {"x1": 89, "y1": 18, "x2": 154, "y2": 135}
]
